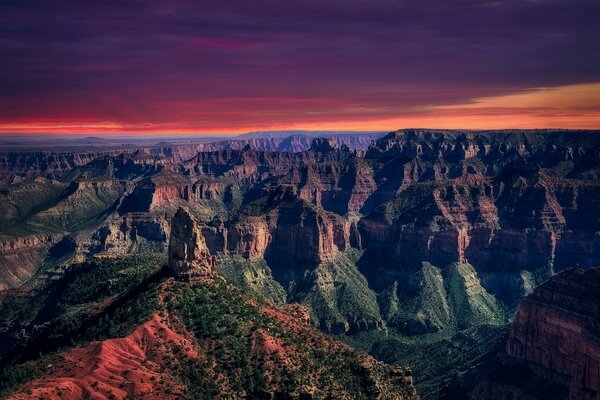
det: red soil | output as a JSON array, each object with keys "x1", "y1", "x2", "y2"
[
  {"x1": 259, "y1": 304, "x2": 311, "y2": 334},
  {"x1": 10, "y1": 314, "x2": 199, "y2": 400},
  {"x1": 251, "y1": 329, "x2": 288, "y2": 364}
]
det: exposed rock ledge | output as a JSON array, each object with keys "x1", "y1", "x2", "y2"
[{"x1": 507, "y1": 267, "x2": 600, "y2": 400}]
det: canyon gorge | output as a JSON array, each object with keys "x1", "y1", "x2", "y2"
[{"x1": 1, "y1": 129, "x2": 600, "y2": 399}]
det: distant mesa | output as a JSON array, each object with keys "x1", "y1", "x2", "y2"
[
  {"x1": 168, "y1": 207, "x2": 216, "y2": 281},
  {"x1": 240, "y1": 130, "x2": 387, "y2": 139}
]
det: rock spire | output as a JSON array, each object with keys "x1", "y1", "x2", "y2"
[{"x1": 168, "y1": 207, "x2": 215, "y2": 281}]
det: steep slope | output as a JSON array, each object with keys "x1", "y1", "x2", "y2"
[
  {"x1": 4, "y1": 130, "x2": 600, "y2": 298},
  {"x1": 2, "y1": 129, "x2": 600, "y2": 399},
  {"x1": 0, "y1": 235, "x2": 63, "y2": 290},
  {"x1": 391, "y1": 263, "x2": 450, "y2": 332},
  {"x1": 379, "y1": 261, "x2": 504, "y2": 335},
  {"x1": 358, "y1": 171, "x2": 600, "y2": 308},
  {"x1": 9, "y1": 314, "x2": 197, "y2": 400},
  {"x1": 507, "y1": 267, "x2": 600, "y2": 400},
  {"x1": 202, "y1": 186, "x2": 376, "y2": 333},
  {"x1": 298, "y1": 249, "x2": 382, "y2": 333},
  {"x1": 29, "y1": 179, "x2": 127, "y2": 232},
  {"x1": 6, "y1": 279, "x2": 418, "y2": 399},
  {"x1": 439, "y1": 267, "x2": 600, "y2": 400}
]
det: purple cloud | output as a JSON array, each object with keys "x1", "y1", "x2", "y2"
[{"x1": 1, "y1": 0, "x2": 599, "y2": 132}]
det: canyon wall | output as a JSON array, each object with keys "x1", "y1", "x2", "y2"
[
  {"x1": 1, "y1": 129, "x2": 600, "y2": 327},
  {"x1": 0, "y1": 235, "x2": 62, "y2": 290},
  {"x1": 507, "y1": 267, "x2": 600, "y2": 400}
]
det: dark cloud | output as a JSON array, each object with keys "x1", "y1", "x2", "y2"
[{"x1": 1, "y1": 0, "x2": 599, "y2": 131}]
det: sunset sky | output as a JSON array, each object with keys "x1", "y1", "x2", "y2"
[{"x1": 1, "y1": 0, "x2": 600, "y2": 134}]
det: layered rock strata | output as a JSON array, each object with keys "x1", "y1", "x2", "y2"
[
  {"x1": 507, "y1": 267, "x2": 600, "y2": 400},
  {"x1": 168, "y1": 207, "x2": 215, "y2": 281}
]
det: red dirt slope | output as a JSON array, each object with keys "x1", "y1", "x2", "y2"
[{"x1": 10, "y1": 314, "x2": 198, "y2": 400}]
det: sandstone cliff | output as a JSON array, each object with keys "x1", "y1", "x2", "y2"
[
  {"x1": 168, "y1": 207, "x2": 215, "y2": 281},
  {"x1": 507, "y1": 267, "x2": 600, "y2": 400},
  {"x1": 2, "y1": 129, "x2": 600, "y2": 334}
]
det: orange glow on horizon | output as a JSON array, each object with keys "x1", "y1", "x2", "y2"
[{"x1": 2, "y1": 83, "x2": 600, "y2": 134}]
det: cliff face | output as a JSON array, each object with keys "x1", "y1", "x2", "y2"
[
  {"x1": 507, "y1": 267, "x2": 600, "y2": 400},
  {"x1": 0, "y1": 235, "x2": 62, "y2": 290},
  {"x1": 2, "y1": 129, "x2": 600, "y2": 333},
  {"x1": 358, "y1": 172, "x2": 600, "y2": 306},
  {"x1": 88, "y1": 213, "x2": 170, "y2": 255},
  {"x1": 168, "y1": 207, "x2": 215, "y2": 281},
  {"x1": 202, "y1": 186, "x2": 353, "y2": 282},
  {"x1": 3, "y1": 129, "x2": 600, "y2": 399},
  {"x1": 0, "y1": 133, "x2": 376, "y2": 185}
]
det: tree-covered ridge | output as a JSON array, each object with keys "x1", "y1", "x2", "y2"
[
  {"x1": 0, "y1": 255, "x2": 418, "y2": 399},
  {"x1": 170, "y1": 280, "x2": 416, "y2": 399},
  {"x1": 0, "y1": 255, "x2": 166, "y2": 396}
]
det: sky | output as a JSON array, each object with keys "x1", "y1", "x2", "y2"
[{"x1": 1, "y1": 0, "x2": 600, "y2": 134}]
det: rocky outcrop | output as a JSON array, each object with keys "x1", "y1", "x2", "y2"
[
  {"x1": 202, "y1": 187, "x2": 354, "y2": 283},
  {"x1": 2, "y1": 129, "x2": 600, "y2": 333},
  {"x1": 4, "y1": 274, "x2": 418, "y2": 400},
  {"x1": 118, "y1": 170, "x2": 191, "y2": 213},
  {"x1": 168, "y1": 207, "x2": 215, "y2": 281},
  {"x1": 366, "y1": 129, "x2": 600, "y2": 174},
  {"x1": 507, "y1": 267, "x2": 600, "y2": 400},
  {"x1": 310, "y1": 137, "x2": 340, "y2": 152},
  {"x1": 88, "y1": 213, "x2": 170, "y2": 255}
]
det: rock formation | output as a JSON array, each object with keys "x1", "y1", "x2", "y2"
[
  {"x1": 3, "y1": 129, "x2": 600, "y2": 398},
  {"x1": 358, "y1": 172, "x2": 600, "y2": 307},
  {"x1": 168, "y1": 207, "x2": 215, "y2": 281},
  {"x1": 2, "y1": 129, "x2": 600, "y2": 327},
  {"x1": 1, "y1": 255, "x2": 418, "y2": 400},
  {"x1": 507, "y1": 267, "x2": 600, "y2": 400}
]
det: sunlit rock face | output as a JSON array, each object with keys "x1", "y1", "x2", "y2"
[{"x1": 168, "y1": 207, "x2": 215, "y2": 281}]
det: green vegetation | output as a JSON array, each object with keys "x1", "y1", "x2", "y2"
[
  {"x1": 171, "y1": 279, "x2": 407, "y2": 398},
  {"x1": 446, "y1": 263, "x2": 506, "y2": 329},
  {"x1": 379, "y1": 182, "x2": 438, "y2": 224},
  {"x1": 0, "y1": 254, "x2": 166, "y2": 396},
  {"x1": 545, "y1": 160, "x2": 575, "y2": 178},
  {"x1": 0, "y1": 254, "x2": 414, "y2": 399},
  {"x1": 345, "y1": 324, "x2": 509, "y2": 400},
  {"x1": 342, "y1": 261, "x2": 508, "y2": 399},
  {"x1": 385, "y1": 262, "x2": 506, "y2": 334},
  {"x1": 218, "y1": 257, "x2": 287, "y2": 304},
  {"x1": 29, "y1": 182, "x2": 125, "y2": 232},
  {"x1": 0, "y1": 180, "x2": 68, "y2": 236},
  {"x1": 0, "y1": 179, "x2": 125, "y2": 237},
  {"x1": 295, "y1": 249, "x2": 382, "y2": 332},
  {"x1": 393, "y1": 262, "x2": 452, "y2": 333}
]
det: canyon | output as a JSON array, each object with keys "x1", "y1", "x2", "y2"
[
  {"x1": 1, "y1": 213, "x2": 418, "y2": 399},
  {"x1": 1, "y1": 129, "x2": 600, "y2": 399}
]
